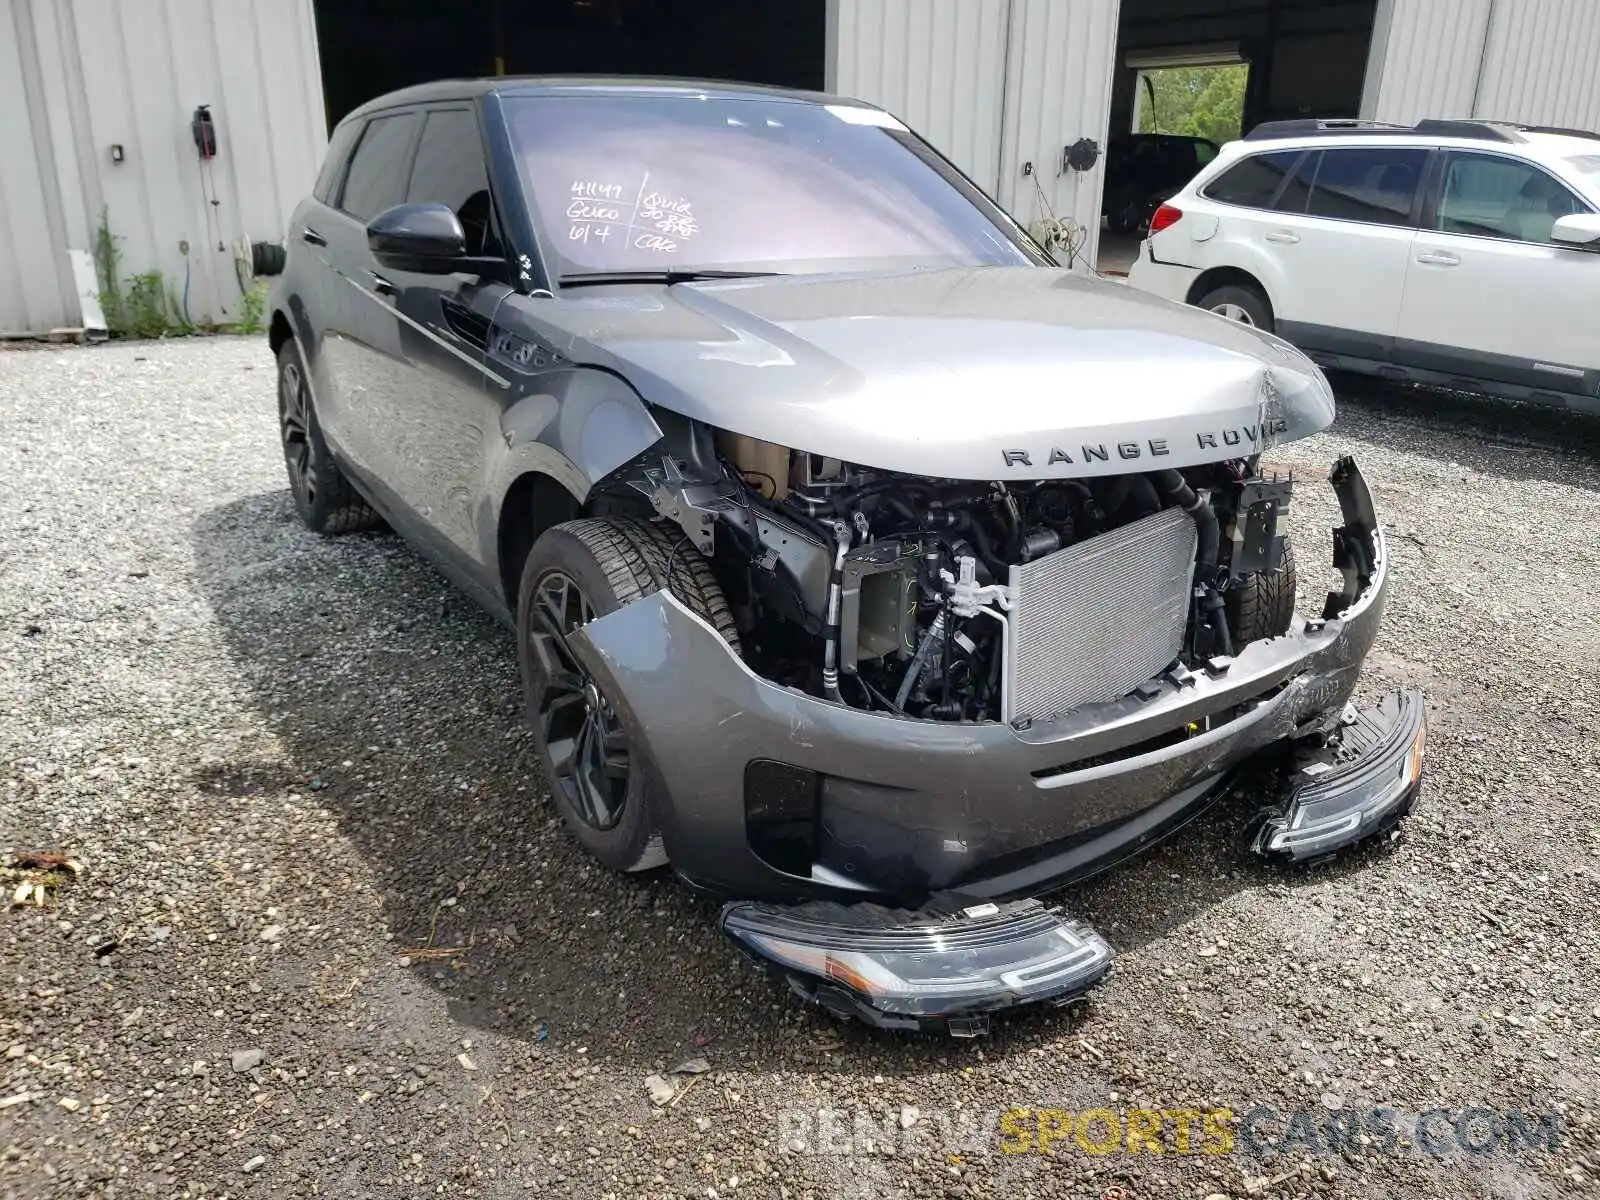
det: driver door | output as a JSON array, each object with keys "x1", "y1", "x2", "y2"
[{"x1": 378, "y1": 104, "x2": 515, "y2": 601}]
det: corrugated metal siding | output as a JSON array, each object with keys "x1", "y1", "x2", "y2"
[
  {"x1": 1367, "y1": 0, "x2": 1600, "y2": 128},
  {"x1": 1364, "y1": 0, "x2": 1493, "y2": 123},
  {"x1": 1475, "y1": 0, "x2": 1600, "y2": 128},
  {"x1": 995, "y1": 0, "x2": 1119, "y2": 267},
  {"x1": 829, "y1": 0, "x2": 1012, "y2": 193},
  {"x1": 0, "y1": 0, "x2": 325, "y2": 335},
  {"x1": 0, "y1": 0, "x2": 74, "y2": 333},
  {"x1": 827, "y1": 0, "x2": 1119, "y2": 268}
]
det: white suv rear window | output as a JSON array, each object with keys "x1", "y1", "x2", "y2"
[{"x1": 1201, "y1": 150, "x2": 1301, "y2": 209}]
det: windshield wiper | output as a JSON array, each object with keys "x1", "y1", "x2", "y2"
[{"x1": 557, "y1": 269, "x2": 785, "y2": 288}]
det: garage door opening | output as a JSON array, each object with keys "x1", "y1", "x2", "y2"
[
  {"x1": 1099, "y1": 0, "x2": 1381, "y2": 275},
  {"x1": 314, "y1": 0, "x2": 826, "y2": 128},
  {"x1": 1133, "y1": 62, "x2": 1248, "y2": 142}
]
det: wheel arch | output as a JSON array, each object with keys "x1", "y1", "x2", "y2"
[
  {"x1": 496, "y1": 470, "x2": 584, "y2": 615},
  {"x1": 269, "y1": 309, "x2": 294, "y2": 357},
  {"x1": 1185, "y1": 266, "x2": 1275, "y2": 317}
]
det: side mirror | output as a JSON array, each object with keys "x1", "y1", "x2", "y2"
[
  {"x1": 1550, "y1": 212, "x2": 1600, "y2": 249},
  {"x1": 367, "y1": 203, "x2": 467, "y2": 272}
]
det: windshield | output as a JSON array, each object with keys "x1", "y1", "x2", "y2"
[{"x1": 502, "y1": 93, "x2": 1038, "y2": 279}]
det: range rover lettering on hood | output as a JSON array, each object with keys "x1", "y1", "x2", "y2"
[{"x1": 999, "y1": 417, "x2": 1292, "y2": 468}]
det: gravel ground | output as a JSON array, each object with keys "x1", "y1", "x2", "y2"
[{"x1": 2, "y1": 336, "x2": 1598, "y2": 1200}]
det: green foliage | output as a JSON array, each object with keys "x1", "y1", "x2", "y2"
[
  {"x1": 93, "y1": 209, "x2": 127, "y2": 335},
  {"x1": 1137, "y1": 64, "x2": 1248, "y2": 144},
  {"x1": 92, "y1": 207, "x2": 197, "y2": 339},
  {"x1": 121, "y1": 271, "x2": 177, "y2": 339},
  {"x1": 237, "y1": 280, "x2": 268, "y2": 335}
]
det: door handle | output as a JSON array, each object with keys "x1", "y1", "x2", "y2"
[
  {"x1": 1264, "y1": 230, "x2": 1300, "y2": 244},
  {"x1": 300, "y1": 227, "x2": 327, "y2": 247},
  {"x1": 367, "y1": 271, "x2": 396, "y2": 297},
  {"x1": 1415, "y1": 251, "x2": 1460, "y2": 266}
]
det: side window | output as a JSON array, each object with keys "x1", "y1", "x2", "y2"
[
  {"x1": 1436, "y1": 152, "x2": 1589, "y2": 244},
  {"x1": 312, "y1": 120, "x2": 362, "y2": 204},
  {"x1": 1274, "y1": 150, "x2": 1317, "y2": 213},
  {"x1": 1194, "y1": 141, "x2": 1219, "y2": 168},
  {"x1": 338, "y1": 112, "x2": 421, "y2": 223},
  {"x1": 1201, "y1": 151, "x2": 1303, "y2": 209},
  {"x1": 1302, "y1": 147, "x2": 1427, "y2": 227},
  {"x1": 406, "y1": 108, "x2": 502, "y2": 257}
]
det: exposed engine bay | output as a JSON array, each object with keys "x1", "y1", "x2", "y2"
[{"x1": 604, "y1": 415, "x2": 1294, "y2": 725}]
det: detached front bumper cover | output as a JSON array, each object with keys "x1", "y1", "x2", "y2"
[{"x1": 719, "y1": 897, "x2": 1113, "y2": 1036}]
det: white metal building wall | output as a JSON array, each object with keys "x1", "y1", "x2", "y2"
[
  {"x1": 828, "y1": 0, "x2": 1120, "y2": 269},
  {"x1": 995, "y1": 0, "x2": 1120, "y2": 264},
  {"x1": 828, "y1": 0, "x2": 1013, "y2": 196},
  {"x1": 1364, "y1": 0, "x2": 1600, "y2": 129},
  {"x1": 0, "y1": 0, "x2": 327, "y2": 336}
]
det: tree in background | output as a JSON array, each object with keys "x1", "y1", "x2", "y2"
[{"x1": 1138, "y1": 64, "x2": 1248, "y2": 143}]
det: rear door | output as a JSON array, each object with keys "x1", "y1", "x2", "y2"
[
  {"x1": 1254, "y1": 144, "x2": 1429, "y2": 357},
  {"x1": 378, "y1": 104, "x2": 516, "y2": 591},
  {"x1": 1395, "y1": 149, "x2": 1600, "y2": 396},
  {"x1": 319, "y1": 108, "x2": 421, "y2": 490},
  {"x1": 281, "y1": 117, "x2": 362, "y2": 405}
]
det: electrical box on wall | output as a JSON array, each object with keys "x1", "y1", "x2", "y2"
[{"x1": 191, "y1": 105, "x2": 218, "y2": 159}]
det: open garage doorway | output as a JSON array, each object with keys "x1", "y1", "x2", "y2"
[
  {"x1": 1098, "y1": 0, "x2": 1381, "y2": 275},
  {"x1": 313, "y1": 0, "x2": 826, "y2": 128}
]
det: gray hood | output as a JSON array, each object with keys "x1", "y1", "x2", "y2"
[{"x1": 523, "y1": 266, "x2": 1335, "y2": 480}]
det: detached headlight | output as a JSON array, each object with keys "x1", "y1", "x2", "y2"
[
  {"x1": 1256, "y1": 689, "x2": 1426, "y2": 861},
  {"x1": 720, "y1": 897, "x2": 1112, "y2": 1035}
]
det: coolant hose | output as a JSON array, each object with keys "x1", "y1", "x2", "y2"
[
  {"x1": 1150, "y1": 469, "x2": 1232, "y2": 656},
  {"x1": 1150, "y1": 469, "x2": 1219, "y2": 571}
]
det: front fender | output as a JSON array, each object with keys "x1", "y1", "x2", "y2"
[{"x1": 478, "y1": 366, "x2": 664, "y2": 572}]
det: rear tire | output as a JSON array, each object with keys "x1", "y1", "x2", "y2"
[
  {"x1": 1228, "y1": 537, "x2": 1297, "y2": 644},
  {"x1": 276, "y1": 340, "x2": 380, "y2": 534},
  {"x1": 517, "y1": 517, "x2": 739, "y2": 873},
  {"x1": 1196, "y1": 283, "x2": 1273, "y2": 333}
]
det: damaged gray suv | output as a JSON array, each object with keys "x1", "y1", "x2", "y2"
[{"x1": 267, "y1": 78, "x2": 1425, "y2": 1036}]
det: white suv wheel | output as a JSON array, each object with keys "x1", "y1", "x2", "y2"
[{"x1": 1212, "y1": 302, "x2": 1255, "y2": 325}]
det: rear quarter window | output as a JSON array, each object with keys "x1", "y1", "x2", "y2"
[{"x1": 1201, "y1": 150, "x2": 1303, "y2": 209}]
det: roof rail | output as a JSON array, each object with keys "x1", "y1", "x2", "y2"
[
  {"x1": 1244, "y1": 118, "x2": 1406, "y2": 141},
  {"x1": 1504, "y1": 122, "x2": 1600, "y2": 143},
  {"x1": 1244, "y1": 117, "x2": 1536, "y2": 144},
  {"x1": 1412, "y1": 118, "x2": 1519, "y2": 142}
]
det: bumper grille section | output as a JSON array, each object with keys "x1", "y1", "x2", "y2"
[{"x1": 1003, "y1": 506, "x2": 1197, "y2": 722}]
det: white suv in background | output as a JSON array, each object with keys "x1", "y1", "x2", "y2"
[{"x1": 1127, "y1": 119, "x2": 1600, "y2": 410}]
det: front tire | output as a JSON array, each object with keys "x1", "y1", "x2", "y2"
[
  {"x1": 276, "y1": 340, "x2": 379, "y2": 534},
  {"x1": 1228, "y1": 537, "x2": 1298, "y2": 644},
  {"x1": 517, "y1": 517, "x2": 739, "y2": 873},
  {"x1": 1196, "y1": 283, "x2": 1273, "y2": 333}
]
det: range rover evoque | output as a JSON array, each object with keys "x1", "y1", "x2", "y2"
[{"x1": 266, "y1": 78, "x2": 1426, "y2": 1035}]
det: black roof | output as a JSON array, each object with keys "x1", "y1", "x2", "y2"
[{"x1": 342, "y1": 75, "x2": 858, "y2": 125}]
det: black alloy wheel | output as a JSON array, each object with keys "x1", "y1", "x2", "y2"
[
  {"x1": 274, "y1": 340, "x2": 379, "y2": 534},
  {"x1": 278, "y1": 354, "x2": 318, "y2": 512},
  {"x1": 525, "y1": 569, "x2": 632, "y2": 832}
]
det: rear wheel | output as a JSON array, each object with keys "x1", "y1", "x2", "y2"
[
  {"x1": 276, "y1": 340, "x2": 379, "y2": 534},
  {"x1": 1196, "y1": 283, "x2": 1273, "y2": 333},
  {"x1": 517, "y1": 517, "x2": 739, "y2": 872},
  {"x1": 1228, "y1": 537, "x2": 1298, "y2": 644}
]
